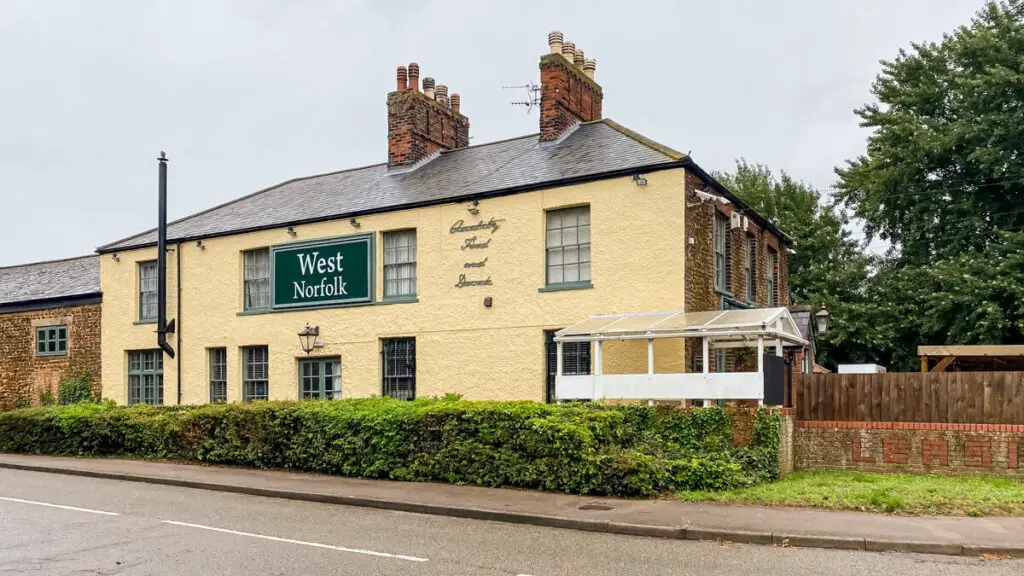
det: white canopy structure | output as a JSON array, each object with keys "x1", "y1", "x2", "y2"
[{"x1": 553, "y1": 307, "x2": 807, "y2": 403}]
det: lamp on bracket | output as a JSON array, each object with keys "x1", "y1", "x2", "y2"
[{"x1": 298, "y1": 324, "x2": 320, "y2": 355}]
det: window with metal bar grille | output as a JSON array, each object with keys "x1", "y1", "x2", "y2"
[
  {"x1": 243, "y1": 346, "x2": 269, "y2": 401},
  {"x1": 128, "y1": 350, "x2": 163, "y2": 405},
  {"x1": 382, "y1": 338, "x2": 415, "y2": 401},
  {"x1": 383, "y1": 230, "x2": 417, "y2": 298},
  {"x1": 209, "y1": 347, "x2": 227, "y2": 403}
]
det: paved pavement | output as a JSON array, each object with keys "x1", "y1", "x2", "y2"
[
  {"x1": 1, "y1": 454, "x2": 1022, "y2": 558},
  {"x1": 1, "y1": 468, "x2": 1023, "y2": 575}
]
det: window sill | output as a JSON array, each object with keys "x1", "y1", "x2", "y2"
[
  {"x1": 36, "y1": 352, "x2": 68, "y2": 358},
  {"x1": 715, "y1": 288, "x2": 735, "y2": 299},
  {"x1": 539, "y1": 282, "x2": 594, "y2": 293},
  {"x1": 236, "y1": 308, "x2": 272, "y2": 317},
  {"x1": 379, "y1": 296, "x2": 418, "y2": 305},
  {"x1": 133, "y1": 320, "x2": 157, "y2": 326}
]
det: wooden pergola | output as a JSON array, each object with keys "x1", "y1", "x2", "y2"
[{"x1": 919, "y1": 345, "x2": 1024, "y2": 372}]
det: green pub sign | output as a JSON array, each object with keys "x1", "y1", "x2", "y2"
[{"x1": 271, "y1": 234, "x2": 374, "y2": 309}]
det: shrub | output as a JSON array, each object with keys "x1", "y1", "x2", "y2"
[{"x1": 0, "y1": 399, "x2": 781, "y2": 497}]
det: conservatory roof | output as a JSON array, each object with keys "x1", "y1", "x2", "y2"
[{"x1": 555, "y1": 307, "x2": 808, "y2": 345}]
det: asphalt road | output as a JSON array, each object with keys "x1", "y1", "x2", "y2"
[{"x1": 0, "y1": 469, "x2": 1021, "y2": 575}]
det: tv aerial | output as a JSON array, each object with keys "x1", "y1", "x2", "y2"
[{"x1": 503, "y1": 81, "x2": 541, "y2": 114}]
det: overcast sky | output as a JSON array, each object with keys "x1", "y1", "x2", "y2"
[{"x1": 0, "y1": 0, "x2": 985, "y2": 266}]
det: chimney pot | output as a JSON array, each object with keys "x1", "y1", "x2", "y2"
[
  {"x1": 561, "y1": 41, "x2": 575, "y2": 63},
  {"x1": 408, "y1": 62, "x2": 420, "y2": 92},
  {"x1": 548, "y1": 30, "x2": 564, "y2": 54},
  {"x1": 583, "y1": 58, "x2": 596, "y2": 79},
  {"x1": 450, "y1": 93, "x2": 461, "y2": 114},
  {"x1": 422, "y1": 76, "x2": 436, "y2": 99},
  {"x1": 396, "y1": 66, "x2": 408, "y2": 91},
  {"x1": 435, "y1": 83, "x2": 449, "y2": 107},
  {"x1": 574, "y1": 48, "x2": 585, "y2": 68}
]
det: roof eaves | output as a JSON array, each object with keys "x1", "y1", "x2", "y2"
[
  {"x1": 97, "y1": 157, "x2": 686, "y2": 253},
  {"x1": 681, "y1": 158, "x2": 794, "y2": 245}
]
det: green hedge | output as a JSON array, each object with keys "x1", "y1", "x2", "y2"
[{"x1": 0, "y1": 399, "x2": 780, "y2": 497}]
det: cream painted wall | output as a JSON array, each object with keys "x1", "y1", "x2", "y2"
[{"x1": 100, "y1": 168, "x2": 689, "y2": 404}]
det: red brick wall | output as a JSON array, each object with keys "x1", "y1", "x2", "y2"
[
  {"x1": 539, "y1": 53, "x2": 602, "y2": 141},
  {"x1": 795, "y1": 421, "x2": 1024, "y2": 477},
  {"x1": 0, "y1": 303, "x2": 102, "y2": 409},
  {"x1": 387, "y1": 88, "x2": 470, "y2": 167}
]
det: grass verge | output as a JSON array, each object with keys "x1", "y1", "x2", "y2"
[{"x1": 679, "y1": 471, "x2": 1024, "y2": 516}]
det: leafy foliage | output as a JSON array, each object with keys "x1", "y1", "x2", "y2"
[
  {"x1": 716, "y1": 161, "x2": 876, "y2": 368},
  {"x1": 57, "y1": 369, "x2": 94, "y2": 405},
  {"x1": 0, "y1": 399, "x2": 782, "y2": 497},
  {"x1": 831, "y1": 1, "x2": 1024, "y2": 368}
]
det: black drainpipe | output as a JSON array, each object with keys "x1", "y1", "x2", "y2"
[
  {"x1": 156, "y1": 152, "x2": 176, "y2": 361},
  {"x1": 176, "y1": 241, "x2": 182, "y2": 405}
]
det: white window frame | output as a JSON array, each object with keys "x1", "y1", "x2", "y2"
[{"x1": 714, "y1": 214, "x2": 728, "y2": 292}]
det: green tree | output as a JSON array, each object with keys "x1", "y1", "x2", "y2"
[
  {"x1": 716, "y1": 160, "x2": 877, "y2": 368},
  {"x1": 834, "y1": 1, "x2": 1024, "y2": 368}
]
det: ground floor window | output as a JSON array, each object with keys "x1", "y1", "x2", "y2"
[
  {"x1": 382, "y1": 338, "x2": 415, "y2": 401},
  {"x1": 545, "y1": 330, "x2": 591, "y2": 403},
  {"x1": 209, "y1": 347, "x2": 227, "y2": 403},
  {"x1": 243, "y1": 346, "x2": 269, "y2": 402},
  {"x1": 299, "y1": 357, "x2": 341, "y2": 400},
  {"x1": 128, "y1": 350, "x2": 163, "y2": 405}
]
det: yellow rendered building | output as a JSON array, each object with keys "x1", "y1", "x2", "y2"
[{"x1": 97, "y1": 34, "x2": 791, "y2": 405}]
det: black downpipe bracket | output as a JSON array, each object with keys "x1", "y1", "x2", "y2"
[{"x1": 157, "y1": 152, "x2": 175, "y2": 359}]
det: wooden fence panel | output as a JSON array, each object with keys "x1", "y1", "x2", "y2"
[{"x1": 791, "y1": 371, "x2": 1024, "y2": 424}]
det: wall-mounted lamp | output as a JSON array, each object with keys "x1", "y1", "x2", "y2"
[
  {"x1": 349, "y1": 217, "x2": 361, "y2": 228},
  {"x1": 815, "y1": 304, "x2": 831, "y2": 335},
  {"x1": 632, "y1": 174, "x2": 648, "y2": 187},
  {"x1": 298, "y1": 324, "x2": 320, "y2": 355},
  {"x1": 287, "y1": 226, "x2": 297, "y2": 237},
  {"x1": 467, "y1": 200, "x2": 480, "y2": 215},
  {"x1": 111, "y1": 253, "x2": 120, "y2": 262},
  {"x1": 195, "y1": 240, "x2": 205, "y2": 250}
]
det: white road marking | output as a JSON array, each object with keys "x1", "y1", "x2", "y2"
[
  {"x1": 0, "y1": 496, "x2": 120, "y2": 516},
  {"x1": 161, "y1": 520, "x2": 429, "y2": 563}
]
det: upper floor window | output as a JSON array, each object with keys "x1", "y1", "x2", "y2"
[
  {"x1": 745, "y1": 235, "x2": 756, "y2": 302},
  {"x1": 714, "y1": 214, "x2": 729, "y2": 292},
  {"x1": 243, "y1": 249, "x2": 271, "y2": 310},
  {"x1": 36, "y1": 325, "x2": 67, "y2": 357},
  {"x1": 383, "y1": 229, "x2": 417, "y2": 299},
  {"x1": 767, "y1": 248, "x2": 779, "y2": 307},
  {"x1": 138, "y1": 261, "x2": 158, "y2": 322},
  {"x1": 546, "y1": 206, "x2": 591, "y2": 286}
]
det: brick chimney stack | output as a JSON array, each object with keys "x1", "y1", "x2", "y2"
[
  {"x1": 540, "y1": 31, "x2": 602, "y2": 141},
  {"x1": 387, "y1": 62, "x2": 470, "y2": 168}
]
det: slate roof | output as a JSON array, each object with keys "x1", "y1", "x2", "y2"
[
  {"x1": 0, "y1": 255, "x2": 101, "y2": 307},
  {"x1": 98, "y1": 120, "x2": 684, "y2": 252},
  {"x1": 789, "y1": 305, "x2": 813, "y2": 342}
]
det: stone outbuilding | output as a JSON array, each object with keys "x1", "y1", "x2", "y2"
[{"x1": 0, "y1": 255, "x2": 102, "y2": 408}]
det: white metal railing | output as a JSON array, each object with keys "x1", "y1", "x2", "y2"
[{"x1": 555, "y1": 372, "x2": 764, "y2": 401}]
